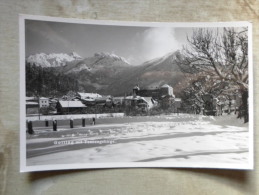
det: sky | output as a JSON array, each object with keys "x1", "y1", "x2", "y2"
[{"x1": 25, "y1": 20, "x2": 196, "y2": 65}]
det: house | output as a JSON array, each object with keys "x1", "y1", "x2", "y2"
[
  {"x1": 39, "y1": 97, "x2": 49, "y2": 108},
  {"x1": 113, "y1": 97, "x2": 125, "y2": 106},
  {"x1": 160, "y1": 84, "x2": 174, "y2": 97},
  {"x1": 25, "y1": 96, "x2": 39, "y2": 115},
  {"x1": 81, "y1": 98, "x2": 96, "y2": 106},
  {"x1": 26, "y1": 97, "x2": 50, "y2": 108},
  {"x1": 125, "y1": 96, "x2": 157, "y2": 110},
  {"x1": 26, "y1": 101, "x2": 39, "y2": 107},
  {"x1": 26, "y1": 97, "x2": 38, "y2": 108},
  {"x1": 134, "y1": 84, "x2": 175, "y2": 101},
  {"x1": 77, "y1": 92, "x2": 102, "y2": 100},
  {"x1": 49, "y1": 98, "x2": 58, "y2": 107},
  {"x1": 56, "y1": 100, "x2": 87, "y2": 114},
  {"x1": 95, "y1": 96, "x2": 113, "y2": 107},
  {"x1": 141, "y1": 97, "x2": 157, "y2": 109},
  {"x1": 132, "y1": 84, "x2": 176, "y2": 109}
]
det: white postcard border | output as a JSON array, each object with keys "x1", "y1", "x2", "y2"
[{"x1": 19, "y1": 14, "x2": 254, "y2": 172}]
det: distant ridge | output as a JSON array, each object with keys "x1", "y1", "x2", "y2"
[{"x1": 26, "y1": 51, "x2": 186, "y2": 97}]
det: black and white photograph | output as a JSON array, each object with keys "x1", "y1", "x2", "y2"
[{"x1": 19, "y1": 15, "x2": 253, "y2": 172}]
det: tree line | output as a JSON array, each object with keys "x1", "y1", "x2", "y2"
[{"x1": 26, "y1": 63, "x2": 79, "y2": 97}]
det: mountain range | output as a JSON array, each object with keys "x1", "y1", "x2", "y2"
[
  {"x1": 26, "y1": 51, "x2": 186, "y2": 97},
  {"x1": 27, "y1": 52, "x2": 83, "y2": 67}
]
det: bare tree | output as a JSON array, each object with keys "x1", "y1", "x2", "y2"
[{"x1": 176, "y1": 27, "x2": 249, "y2": 122}]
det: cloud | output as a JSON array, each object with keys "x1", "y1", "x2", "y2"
[{"x1": 137, "y1": 27, "x2": 180, "y2": 63}]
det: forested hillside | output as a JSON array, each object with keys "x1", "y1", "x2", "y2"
[{"x1": 26, "y1": 63, "x2": 79, "y2": 97}]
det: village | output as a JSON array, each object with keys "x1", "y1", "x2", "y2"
[
  {"x1": 26, "y1": 84, "x2": 182, "y2": 118},
  {"x1": 26, "y1": 82, "x2": 243, "y2": 121},
  {"x1": 24, "y1": 82, "x2": 246, "y2": 136}
]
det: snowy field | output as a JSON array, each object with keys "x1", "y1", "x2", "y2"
[{"x1": 26, "y1": 113, "x2": 250, "y2": 168}]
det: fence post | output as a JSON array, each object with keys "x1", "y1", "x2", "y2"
[
  {"x1": 70, "y1": 119, "x2": 74, "y2": 128},
  {"x1": 27, "y1": 120, "x2": 34, "y2": 134},
  {"x1": 53, "y1": 120, "x2": 57, "y2": 131},
  {"x1": 82, "y1": 118, "x2": 85, "y2": 127},
  {"x1": 45, "y1": 119, "x2": 49, "y2": 127}
]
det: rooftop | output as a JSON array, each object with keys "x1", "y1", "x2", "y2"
[
  {"x1": 58, "y1": 101, "x2": 86, "y2": 108},
  {"x1": 77, "y1": 92, "x2": 102, "y2": 99}
]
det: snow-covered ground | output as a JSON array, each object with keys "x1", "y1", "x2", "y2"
[{"x1": 26, "y1": 114, "x2": 251, "y2": 168}]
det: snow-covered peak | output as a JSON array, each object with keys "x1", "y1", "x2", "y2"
[
  {"x1": 27, "y1": 53, "x2": 51, "y2": 67},
  {"x1": 27, "y1": 52, "x2": 83, "y2": 67},
  {"x1": 70, "y1": 52, "x2": 83, "y2": 59},
  {"x1": 94, "y1": 52, "x2": 129, "y2": 64}
]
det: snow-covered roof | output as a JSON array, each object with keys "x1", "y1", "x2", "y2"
[
  {"x1": 141, "y1": 96, "x2": 156, "y2": 103},
  {"x1": 77, "y1": 92, "x2": 102, "y2": 99},
  {"x1": 58, "y1": 101, "x2": 86, "y2": 108},
  {"x1": 161, "y1": 84, "x2": 172, "y2": 88},
  {"x1": 140, "y1": 97, "x2": 157, "y2": 109},
  {"x1": 49, "y1": 99, "x2": 58, "y2": 103},
  {"x1": 141, "y1": 97, "x2": 152, "y2": 101},
  {"x1": 96, "y1": 96, "x2": 112, "y2": 102},
  {"x1": 26, "y1": 97, "x2": 37, "y2": 101},
  {"x1": 82, "y1": 99, "x2": 95, "y2": 102},
  {"x1": 125, "y1": 96, "x2": 156, "y2": 106},
  {"x1": 26, "y1": 101, "x2": 39, "y2": 105},
  {"x1": 39, "y1": 97, "x2": 49, "y2": 100},
  {"x1": 125, "y1": 96, "x2": 141, "y2": 100}
]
